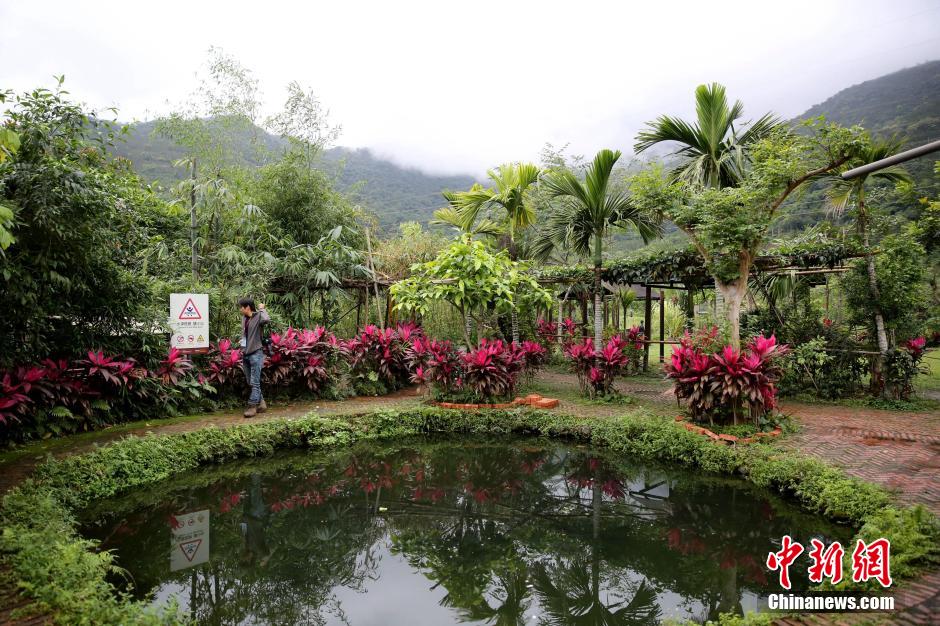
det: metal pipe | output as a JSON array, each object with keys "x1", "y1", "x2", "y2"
[{"x1": 841, "y1": 138, "x2": 940, "y2": 180}]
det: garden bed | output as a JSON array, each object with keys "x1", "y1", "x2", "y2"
[
  {"x1": 433, "y1": 393, "x2": 559, "y2": 410},
  {"x1": 674, "y1": 415, "x2": 783, "y2": 444},
  {"x1": 1, "y1": 407, "x2": 938, "y2": 625}
]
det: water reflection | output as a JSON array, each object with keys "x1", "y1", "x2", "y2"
[{"x1": 80, "y1": 438, "x2": 851, "y2": 625}]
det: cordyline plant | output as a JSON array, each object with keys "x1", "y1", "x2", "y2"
[
  {"x1": 263, "y1": 326, "x2": 347, "y2": 395},
  {"x1": 536, "y1": 317, "x2": 578, "y2": 351},
  {"x1": 408, "y1": 337, "x2": 546, "y2": 403},
  {"x1": 564, "y1": 330, "x2": 643, "y2": 398},
  {"x1": 664, "y1": 328, "x2": 789, "y2": 426},
  {"x1": 345, "y1": 322, "x2": 424, "y2": 392}
]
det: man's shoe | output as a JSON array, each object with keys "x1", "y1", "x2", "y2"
[
  {"x1": 243, "y1": 406, "x2": 258, "y2": 418},
  {"x1": 257, "y1": 399, "x2": 267, "y2": 413}
]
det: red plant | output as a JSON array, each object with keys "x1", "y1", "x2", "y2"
[
  {"x1": 346, "y1": 323, "x2": 421, "y2": 390},
  {"x1": 564, "y1": 336, "x2": 630, "y2": 397},
  {"x1": 207, "y1": 338, "x2": 244, "y2": 387},
  {"x1": 461, "y1": 339, "x2": 524, "y2": 401},
  {"x1": 536, "y1": 318, "x2": 557, "y2": 346},
  {"x1": 905, "y1": 336, "x2": 926, "y2": 360},
  {"x1": 665, "y1": 329, "x2": 788, "y2": 424},
  {"x1": 156, "y1": 348, "x2": 193, "y2": 386}
]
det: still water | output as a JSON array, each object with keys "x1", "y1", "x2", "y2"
[{"x1": 80, "y1": 437, "x2": 851, "y2": 625}]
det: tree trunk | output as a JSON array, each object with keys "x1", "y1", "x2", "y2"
[
  {"x1": 189, "y1": 157, "x2": 198, "y2": 282},
  {"x1": 593, "y1": 235, "x2": 603, "y2": 350},
  {"x1": 510, "y1": 309, "x2": 520, "y2": 344},
  {"x1": 715, "y1": 277, "x2": 748, "y2": 350},
  {"x1": 462, "y1": 305, "x2": 473, "y2": 349}
]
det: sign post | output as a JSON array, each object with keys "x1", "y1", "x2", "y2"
[
  {"x1": 169, "y1": 293, "x2": 209, "y2": 352},
  {"x1": 169, "y1": 509, "x2": 210, "y2": 572}
]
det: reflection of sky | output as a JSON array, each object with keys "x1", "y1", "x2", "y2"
[{"x1": 330, "y1": 540, "x2": 456, "y2": 626}]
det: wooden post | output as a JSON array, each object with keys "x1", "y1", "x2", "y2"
[
  {"x1": 365, "y1": 227, "x2": 384, "y2": 328},
  {"x1": 685, "y1": 288, "x2": 695, "y2": 330},
  {"x1": 356, "y1": 289, "x2": 362, "y2": 329},
  {"x1": 659, "y1": 290, "x2": 665, "y2": 363}
]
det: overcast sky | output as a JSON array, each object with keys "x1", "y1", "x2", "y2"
[{"x1": 2, "y1": 0, "x2": 939, "y2": 175}]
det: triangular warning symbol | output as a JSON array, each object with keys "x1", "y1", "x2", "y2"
[
  {"x1": 178, "y1": 298, "x2": 202, "y2": 320},
  {"x1": 179, "y1": 539, "x2": 202, "y2": 562}
]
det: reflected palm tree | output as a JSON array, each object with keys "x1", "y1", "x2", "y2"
[
  {"x1": 532, "y1": 559, "x2": 659, "y2": 626},
  {"x1": 444, "y1": 570, "x2": 531, "y2": 626}
]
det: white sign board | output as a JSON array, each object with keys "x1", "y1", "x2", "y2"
[
  {"x1": 170, "y1": 509, "x2": 210, "y2": 572},
  {"x1": 169, "y1": 293, "x2": 209, "y2": 349}
]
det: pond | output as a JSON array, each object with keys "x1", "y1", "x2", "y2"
[{"x1": 79, "y1": 436, "x2": 852, "y2": 625}]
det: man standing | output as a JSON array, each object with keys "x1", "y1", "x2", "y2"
[{"x1": 238, "y1": 297, "x2": 270, "y2": 418}]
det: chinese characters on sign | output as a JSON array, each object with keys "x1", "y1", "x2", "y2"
[
  {"x1": 766, "y1": 535, "x2": 892, "y2": 589},
  {"x1": 168, "y1": 293, "x2": 209, "y2": 350}
]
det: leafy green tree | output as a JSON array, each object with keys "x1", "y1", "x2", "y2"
[
  {"x1": 535, "y1": 149, "x2": 661, "y2": 349},
  {"x1": 632, "y1": 124, "x2": 863, "y2": 348},
  {"x1": 447, "y1": 163, "x2": 541, "y2": 342},
  {"x1": 0, "y1": 82, "x2": 159, "y2": 363},
  {"x1": 634, "y1": 83, "x2": 781, "y2": 188},
  {"x1": 826, "y1": 137, "x2": 912, "y2": 353},
  {"x1": 391, "y1": 239, "x2": 550, "y2": 347}
]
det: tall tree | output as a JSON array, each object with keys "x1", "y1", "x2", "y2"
[
  {"x1": 632, "y1": 124, "x2": 862, "y2": 348},
  {"x1": 634, "y1": 82, "x2": 781, "y2": 188},
  {"x1": 535, "y1": 149, "x2": 662, "y2": 350},
  {"x1": 448, "y1": 163, "x2": 541, "y2": 342},
  {"x1": 826, "y1": 137, "x2": 911, "y2": 355}
]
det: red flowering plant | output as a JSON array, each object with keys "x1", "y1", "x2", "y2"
[
  {"x1": 206, "y1": 338, "x2": 244, "y2": 390},
  {"x1": 263, "y1": 326, "x2": 347, "y2": 396},
  {"x1": 515, "y1": 340, "x2": 548, "y2": 383},
  {"x1": 564, "y1": 336, "x2": 630, "y2": 398},
  {"x1": 664, "y1": 328, "x2": 789, "y2": 425},
  {"x1": 346, "y1": 323, "x2": 424, "y2": 394},
  {"x1": 460, "y1": 339, "x2": 527, "y2": 402},
  {"x1": 155, "y1": 348, "x2": 193, "y2": 386},
  {"x1": 884, "y1": 336, "x2": 929, "y2": 401},
  {"x1": 536, "y1": 318, "x2": 557, "y2": 347}
]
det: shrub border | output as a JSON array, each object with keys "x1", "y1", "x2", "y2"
[{"x1": 1, "y1": 407, "x2": 938, "y2": 625}]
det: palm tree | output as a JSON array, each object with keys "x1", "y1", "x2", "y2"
[
  {"x1": 449, "y1": 163, "x2": 541, "y2": 342},
  {"x1": 634, "y1": 82, "x2": 781, "y2": 188},
  {"x1": 827, "y1": 137, "x2": 912, "y2": 357},
  {"x1": 535, "y1": 149, "x2": 661, "y2": 350}
]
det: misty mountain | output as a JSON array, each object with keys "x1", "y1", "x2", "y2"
[
  {"x1": 112, "y1": 61, "x2": 938, "y2": 234},
  {"x1": 110, "y1": 121, "x2": 476, "y2": 233}
]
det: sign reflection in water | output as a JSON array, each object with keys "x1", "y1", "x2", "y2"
[{"x1": 81, "y1": 438, "x2": 852, "y2": 625}]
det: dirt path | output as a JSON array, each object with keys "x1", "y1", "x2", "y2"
[{"x1": 0, "y1": 389, "x2": 422, "y2": 495}]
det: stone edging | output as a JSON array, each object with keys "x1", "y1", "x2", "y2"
[
  {"x1": 434, "y1": 393, "x2": 559, "y2": 410},
  {"x1": 674, "y1": 415, "x2": 782, "y2": 444}
]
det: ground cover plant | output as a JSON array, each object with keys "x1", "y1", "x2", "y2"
[{"x1": 2, "y1": 407, "x2": 938, "y2": 625}]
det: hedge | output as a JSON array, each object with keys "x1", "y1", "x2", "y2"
[{"x1": 1, "y1": 407, "x2": 938, "y2": 625}]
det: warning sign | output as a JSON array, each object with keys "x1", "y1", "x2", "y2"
[
  {"x1": 177, "y1": 297, "x2": 202, "y2": 320},
  {"x1": 168, "y1": 294, "x2": 209, "y2": 350},
  {"x1": 170, "y1": 509, "x2": 209, "y2": 571}
]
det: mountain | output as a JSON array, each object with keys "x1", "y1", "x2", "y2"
[
  {"x1": 778, "y1": 60, "x2": 940, "y2": 230},
  {"x1": 113, "y1": 61, "x2": 939, "y2": 234},
  {"x1": 110, "y1": 121, "x2": 477, "y2": 233}
]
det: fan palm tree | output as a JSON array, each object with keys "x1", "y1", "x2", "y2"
[
  {"x1": 827, "y1": 137, "x2": 912, "y2": 356},
  {"x1": 448, "y1": 164, "x2": 541, "y2": 342},
  {"x1": 535, "y1": 149, "x2": 662, "y2": 349},
  {"x1": 634, "y1": 83, "x2": 781, "y2": 189}
]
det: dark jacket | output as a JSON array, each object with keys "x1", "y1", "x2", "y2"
[{"x1": 241, "y1": 310, "x2": 270, "y2": 355}]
